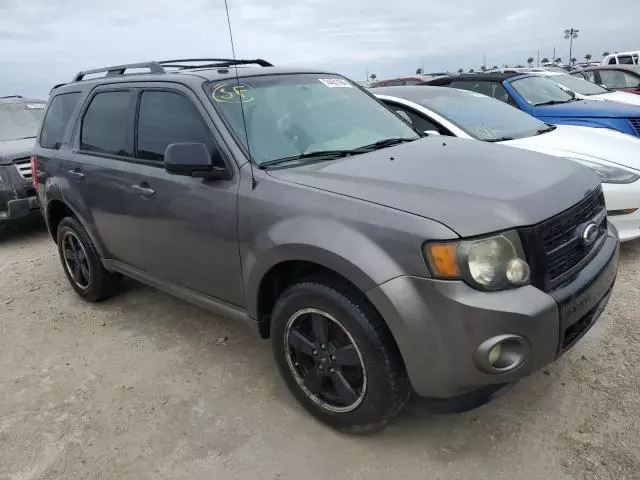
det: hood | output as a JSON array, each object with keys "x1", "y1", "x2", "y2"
[
  {"x1": 503, "y1": 124, "x2": 640, "y2": 172},
  {"x1": 267, "y1": 137, "x2": 600, "y2": 237},
  {"x1": 0, "y1": 138, "x2": 35, "y2": 165},
  {"x1": 531, "y1": 98, "x2": 640, "y2": 118},
  {"x1": 593, "y1": 91, "x2": 640, "y2": 107}
]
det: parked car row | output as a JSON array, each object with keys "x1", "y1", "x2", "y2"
[{"x1": 2, "y1": 57, "x2": 629, "y2": 434}]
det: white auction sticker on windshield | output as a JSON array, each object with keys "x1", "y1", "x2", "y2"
[
  {"x1": 318, "y1": 78, "x2": 353, "y2": 88},
  {"x1": 26, "y1": 103, "x2": 46, "y2": 109}
]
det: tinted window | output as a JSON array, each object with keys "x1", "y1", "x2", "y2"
[
  {"x1": 81, "y1": 91, "x2": 132, "y2": 157},
  {"x1": 449, "y1": 81, "x2": 512, "y2": 104},
  {"x1": 608, "y1": 57, "x2": 617, "y2": 65},
  {"x1": 618, "y1": 55, "x2": 634, "y2": 65},
  {"x1": 39, "y1": 93, "x2": 80, "y2": 148},
  {"x1": 389, "y1": 104, "x2": 441, "y2": 132},
  {"x1": 136, "y1": 91, "x2": 221, "y2": 166},
  {"x1": 582, "y1": 71, "x2": 596, "y2": 82}
]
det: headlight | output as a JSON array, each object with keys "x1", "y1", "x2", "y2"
[
  {"x1": 565, "y1": 157, "x2": 640, "y2": 184},
  {"x1": 423, "y1": 230, "x2": 530, "y2": 291}
]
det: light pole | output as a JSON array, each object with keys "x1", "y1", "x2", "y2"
[{"x1": 564, "y1": 28, "x2": 579, "y2": 66}]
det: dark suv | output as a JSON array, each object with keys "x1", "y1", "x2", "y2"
[
  {"x1": 33, "y1": 59, "x2": 619, "y2": 433},
  {"x1": 0, "y1": 95, "x2": 46, "y2": 223}
]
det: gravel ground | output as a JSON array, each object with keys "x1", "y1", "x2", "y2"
[{"x1": 1, "y1": 220, "x2": 639, "y2": 480}]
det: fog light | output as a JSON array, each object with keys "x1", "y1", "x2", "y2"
[
  {"x1": 506, "y1": 258, "x2": 530, "y2": 285},
  {"x1": 488, "y1": 343, "x2": 502, "y2": 365},
  {"x1": 475, "y1": 335, "x2": 529, "y2": 373}
]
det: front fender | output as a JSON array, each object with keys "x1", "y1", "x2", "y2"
[{"x1": 243, "y1": 217, "x2": 408, "y2": 318}]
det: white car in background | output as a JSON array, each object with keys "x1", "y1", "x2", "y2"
[
  {"x1": 532, "y1": 71, "x2": 640, "y2": 107},
  {"x1": 373, "y1": 86, "x2": 640, "y2": 242}
]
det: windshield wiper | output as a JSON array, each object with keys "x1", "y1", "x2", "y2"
[
  {"x1": 535, "y1": 97, "x2": 579, "y2": 106},
  {"x1": 484, "y1": 137, "x2": 514, "y2": 142},
  {"x1": 352, "y1": 137, "x2": 417, "y2": 151},
  {"x1": 536, "y1": 125, "x2": 556, "y2": 135},
  {"x1": 259, "y1": 150, "x2": 357, "y2": 169},
  {"x1": 259, "y1": 138, "x2": 418, "y2": 169}
]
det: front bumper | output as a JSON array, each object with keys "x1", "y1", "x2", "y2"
[{"x1": 367, "y1": 228, "x2": 619, "y2": 398}]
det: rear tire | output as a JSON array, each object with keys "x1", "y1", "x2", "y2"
[
  {"x1": 271, "y1": 279, "x2": 411, "y2": 434},
  {"x1": 56, "y1": 217, "x2": 117, "y2": 302}
]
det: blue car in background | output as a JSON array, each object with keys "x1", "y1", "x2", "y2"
[{"x1": 426, "y1": 73, "x2": 640, "y2": 137}]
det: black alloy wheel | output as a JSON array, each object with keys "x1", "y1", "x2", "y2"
[
  {"x1": 62, "y1": 230, "x2": 91, "y2": 289},
  {"x1": 284, "y1": 308, "x2": 367, "y2": 412}
]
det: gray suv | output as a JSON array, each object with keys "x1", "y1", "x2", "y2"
[
  {"x1": 33, "y1": 59, "x2": 619, "y2": 433},
  {"x1": 0, "y1": 95, "x2": 46, "y2": 223}
]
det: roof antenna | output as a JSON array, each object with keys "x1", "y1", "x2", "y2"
[{"x1": 224, "y1": 0, "x2": 256, "y2": 190}]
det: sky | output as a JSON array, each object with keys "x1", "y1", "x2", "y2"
[{"x1": 1, "y1": 0, "x2": 639, "y2": 97}]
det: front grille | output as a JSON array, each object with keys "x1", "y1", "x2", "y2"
[
  {"x1": 521, "y1": 188, "x2": 607, "y2": 291},
  {"x1": 13, "y1": 157, "x2": 32, "y2": 180},
  {"x1": 629, "y1": 118, "x2": 640, "y2": 136}
]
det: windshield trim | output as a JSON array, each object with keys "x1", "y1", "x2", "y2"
[{"x1": 204, "y1": 73, "x2": 421, "y2": 167}]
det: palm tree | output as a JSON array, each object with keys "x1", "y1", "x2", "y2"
[
  {"x1": 602, "y1": 51, "x2": 610, "y2": 57},
  {"x1": 492, "y1": 65, "x2": 498, "y2": 70},
  {"x1": 554, "y1": 57, "x2": 562, "y2": 64},
  {"x1": 369, "y1": 73, "x2": 377, "y2": 81},
  {"x1": 468, "y1": 68, "x2": 475, "y2": 73},
  {"x1": 458, "y1": 68, "x2": 464, "y2": 74},
  {"x1": 569, "y1": 57, "x2": 577, "y2": 65},
  {"x1": 585, "y1": 54, "x2": 592, "y2": 62},
  {"x1": 527, "y1": 57, "x2": 534, "y2": 67},
  {"x1": 416, "y1": 68, "x2": 424, "y2": 75},
  {"x1": 480, "y1": 66, "x2": 487, "y2": 72},
  {"x1": 541, "y1": 57, "x2": 550, "y2": 64}
]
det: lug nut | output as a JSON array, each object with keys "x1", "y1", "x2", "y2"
[
  {"x1": 318, "y1": 365, "x2": 323, "y2": 370},
  {"x1": 330, "y1": 355, "x2": 336, "y2": 361},
  {"x1": 312, "y1": 350, "x2": 317, "y2": 355},
  {"x1": 320, "y1": 344, "x2": 326, "y2": 350},
  {"x1": 329, "y1": 368, "x2": 335, "y2": 373}
]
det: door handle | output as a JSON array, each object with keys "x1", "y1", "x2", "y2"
[
  {"x1": 68, "y1": 168, "x2": 85, "y2": 180},
  {"x1": 130, "y1": 183, "x2": 155, "y2": 197}
]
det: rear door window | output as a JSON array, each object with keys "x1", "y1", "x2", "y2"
[
  {"x1": 135, "y1": 90, "x2": 222, "y2": 166},
  {"x1": 39, "y1": 93, "x2": 81, "y2": 149},
  {"x1": 80, "y1": 91, "x2": 132, "y2": 157}
]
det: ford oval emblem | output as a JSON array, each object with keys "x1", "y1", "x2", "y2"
[{"x1": 582, "y1": 223, "x2": 599, "y2": 246}]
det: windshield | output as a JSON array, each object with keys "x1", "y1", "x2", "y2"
[
  {"x1": 510, "y1": 76, "x2": 575, "y2": 106},
  {"x1": 0, "y1": 101, "x2": 46, "y2": 142},
  {"x1": 420, "y1": 90, "x2": 546, "y2": 141},
  {"x1": 209, "y1": 74, "x2": 419, "y2": 165},
  {"x1": 548, "y1": 74, "x2": 609, "y2": 95}
]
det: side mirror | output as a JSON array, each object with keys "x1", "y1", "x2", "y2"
[
  {"x1": 164, "y1": 142, "x2": 228, "y2": 179},
  {"x1": 424, "y1": 130, "x2": 441, "y2": 136}
]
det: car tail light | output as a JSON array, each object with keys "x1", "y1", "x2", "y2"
[{"x1": 30, "y1": 155, "x2": 38, "y2": 191}]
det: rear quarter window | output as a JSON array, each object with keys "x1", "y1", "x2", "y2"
[{"x1": 39, "y1": 92, "x2": 81, "y2": 149}]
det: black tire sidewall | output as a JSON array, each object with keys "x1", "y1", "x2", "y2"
[{"x1": 271, "y1": 282, "x2": 407, "y2": 433}]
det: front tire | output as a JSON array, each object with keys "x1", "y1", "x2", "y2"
[
  {"x1": 271, "y1": 280, "x2": 410, "y2": 434},
  {"x1": 56, "y1": 217, "x2": 116, "y2": 302}
]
